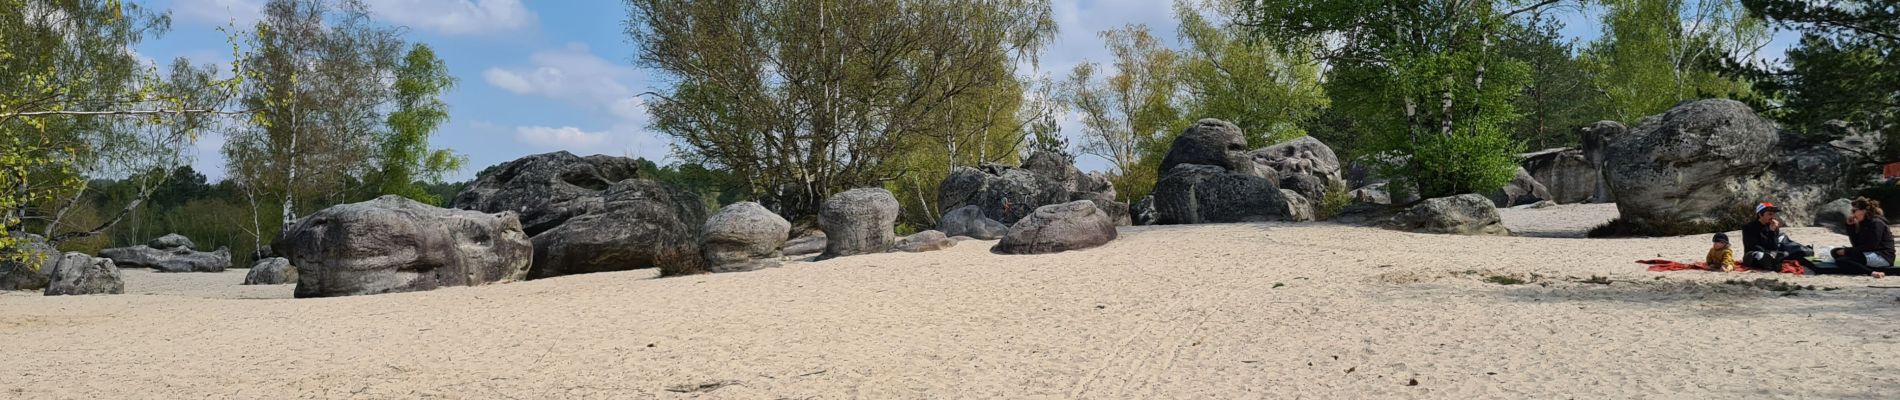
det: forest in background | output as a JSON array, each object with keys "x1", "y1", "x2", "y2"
[{"x1": 4, "y1": 0, "x2": 1896, "y2": 261}]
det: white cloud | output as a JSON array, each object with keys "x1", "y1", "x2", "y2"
[
  {"x1": 173, "y1": 0, "x2": 265, "y2": 27},
  {"x1": 483, "y1": 43, "x2": 647, "y2": 123},
  {"x1": 511, "y1": 124, "x2": 673, "y2": 162},
  {"x1": 364, "y1": 0, "x2": 537, "y2": 36},
  {"x1": 515, "y1": 126, "x2": 610, "y2": 148}
]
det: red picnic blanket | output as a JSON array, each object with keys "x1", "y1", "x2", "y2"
[{"x1": 1639, "y1": 259, "x2": 1808, "y2": 275}]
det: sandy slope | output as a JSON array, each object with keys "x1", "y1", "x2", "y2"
[{"x1": 4, "y1": 207, "x2": 1900, "y2": 399}]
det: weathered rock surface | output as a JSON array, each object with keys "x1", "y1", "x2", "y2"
[
  {"x1": 1519, "y1": 148, "x2": 1599, "y2": 204},
  {"x1": 531, "y1": 180, "x2": 707, "y2": 278},
  {"x1": 701, "y1": 202, "x2": 790, "y2": 273},
  {"x1": 1152, "y1": 164, "x2": 1292, "y2": 224},
  {"x1": 1280, "y1": 189, "x2": 1316, "y2": 222},
  {"x1": 993, "y1": 200, "x2": 1119, "y2": 255},
  {"x1": 893, "y1": 230, "x2": 958, "y2": 253},
  {"x1": 99, "y1": 245, "x2": 231, "y2": 273},
  {"x1": 783, "y1": 231, "x2": 827, "y2": 257},
  {"x1": 1252, "y1": 136, "x2": 1345, "y2": 202},
  {"x1": 0, "y1": 232, "x2": 56, "y2": 291},
  {"x1": 1580, "y1": 120, "x2": 1625, "y2": 203},
  {"x1": 243, "y1": 257, "x2": 297, "y2": 285},
  {"x1": 44, "y1": 252, "x2": 122, "y2": 296},
  {"x1": 1489, "y1": 167, "x2": 1553, "y2": 208},
  {"x1": 451, "y1": 151, "x2": 641, "y2": 236},
  {"x1": 1160, "y1": 119, "x2": 1254, "y2": 175},
  {"x1": 818, "y1": 188, "x2": 901, "y2": 260},
  {"x1": 937, "y1": 205, "x2": 1009, "y2": 240},
  {"x1": 938, "y1": 152, "x2": 1124, "y2": 226},
  {"x1": 1131, "y1": 196, "x2": 1157, "y2": 226},
  {"x1": 275, "y1": 195, "x2": 532, "y2": 298},
  {"x1": 1386, "y1": 194, "x2": 1509, "y2": 236},
  {"x1": 1605, "y1": 99, "x2": 1780, "y2": 229},
  {"x1": 147, "y1": 233, "x2": 196, "y2": 250},
  {"x1": 1814, "y1": 198, "x2": 1853, "y2": 235}
]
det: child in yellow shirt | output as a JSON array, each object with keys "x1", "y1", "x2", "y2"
[{"x1": 1708, "y1": 233, "x2": 1737, "y2": 272}]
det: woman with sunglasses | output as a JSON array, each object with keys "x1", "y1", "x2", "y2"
[{"x1": 1824, "y1": 197, "x2": 1896, "y2": 277}]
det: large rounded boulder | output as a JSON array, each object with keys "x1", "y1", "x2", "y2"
[
  {"x1": 531, "y1": 180, "x2": 707, "y2": 278},
  {"x1": 243, "y1": 257, "x2": 298, "y2": 285},
  {"x1": 1, "y1": 232, "x2": 57, "y2": 291},
  {"x1": 275, "y1": 195, "x2": 533, "y2": 298},
  {"x1": 44, "y1": 252, "x2": 123, "y2": 296},
  {"x1": 1604, "y1": 99, "x2": 1780, "y2": 228},
  {"x1": 818, "y1": 188, "x2": 901, "y2": 260},
  {"x1": 1152, "y1": 164, "x2": 1293, "y2": 224},
  {"x1": 993, "y1": 200, "x2": 1119, "y2": 255},
  {"x1": 1160, "y1": 119, "x2": 1254, "y2": 175},
  {"x1": 700, "y1": 202, "x2": 791, "y2": 273},
  {"x1": 937, "y1": 205, "x2": 1009, "y2": 240},
  {"x1": 1386, "y1": 194, "x2": 1508, "y2": 236},
  {"x1": 451, "y1": 151, "x2": 641, "y2": 236}
]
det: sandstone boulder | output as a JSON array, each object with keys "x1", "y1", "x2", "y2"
[
  {"x1": 1152, "y1": 164, "x2": 1292, "y2": 224},
  {"x1": 99, "y1": 245, "x2": 231, "y2": 273},
  {"x1": 1814, "y1": 198, "x2": 1853, "y2": 235},
  {"x1": 1489, "y1": 167, "x2": 1553, "y2": 208},
  {"x1": 44, "y1": 252, "x2": 123, "y2": 296},
  {"x1": 818, "y1": 188, "x2": 901, "y2": 260},
  {"x1": 938, "y1": 152, "x2": 1118, "y2": 225},
  {"x1": 243, "y1": 257, "x2": 297, "y2": 285},
  {"x1": 1160, "y1": 119, "x2": 1254, "y2": 175},
  {"x1": 1252, "y1": 136, "x2": 1345, "y2": 202},
  {"x1": 893, "y1": 230, "x2": 958, "y2": 253},
  {"x1": 1131, "y1": 196, "x2": 1157, "y2": 226},
  {"x1": 451, "y1": 151, "x2": 641, "y2": 236},
  {"x1": 1580, "y1": 121, "x2": 1625, "y2": 203},
  {"x1": 531, "y1": 180, "x2": 707, "y2": 278},
  {"x1": 1387, "y1": 194, "x2": 1508, "y2": 236},
  {"x1": 0, "y1": 232, "x2": 56, "y2": 291},
  {"x1": 147, "y1": 233, "x2": 196, "y2": 250},
  {"x1": 275, "y1": 195, "x2": 532, "y2": 298},
  {"x1": 783, "y1": 231, "x2": 827, "y2": 257},
  {"x1": 701, "y1": 202, "x2": 791, "y2": 273},
  {"x1": 993, "y1": 200, "x2": 1119, "y2": 255},
  {"x1": 1605, "y1": 99, "x2": 1780, "y2": 229},
  {"x1": 1519, "y1": 148, "x2": 1598, "y2": 204},
  {"x1": 937, "y1": 205, "x2": 1009, "y2": 240}
]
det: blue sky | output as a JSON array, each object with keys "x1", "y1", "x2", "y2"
[{"x1": 137, "y1": 0, "x2": 1795, "y2": 181}]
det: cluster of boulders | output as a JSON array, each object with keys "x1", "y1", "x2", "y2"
[
  {"x1": 452, "y1": 152, "x2": 707, "y2": 280},
  {"x1": 98, "y1": 233, "x2": 231, "y2": 273},
  {"x1": 0, "y1": 232, "x2": 124, "y2": 296},
  {"x1": 1144, "y1": 119, "x2": 1316, "y2": 224},
  {"x1": 939, "y1": 151, "x2": 1129, "y2": 231},
  {"x1": 1601, "y1": 99, "x2": 1875, "y2": 233}
]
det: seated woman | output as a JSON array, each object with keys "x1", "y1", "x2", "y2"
[{"x1": 1825, "y1": 197, "x2": 1896, "y2": 277}]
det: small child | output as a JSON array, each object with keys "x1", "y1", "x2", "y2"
[{"x1": 1708, "y1": 233, "x2": 1737, "y2": 272}]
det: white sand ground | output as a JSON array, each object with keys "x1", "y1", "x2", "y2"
[{"x1": 4, "y1": 204, "x2": 1900, "y2": 399}]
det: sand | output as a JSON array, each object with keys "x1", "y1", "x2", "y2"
[{"x1": 5, "y1": 205, "x2": 1900, "y2": 399}]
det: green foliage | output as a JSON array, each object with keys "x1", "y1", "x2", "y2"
[
  {"x1": 1583, "y1": 0, "x2": 1765, "y2": 123},
  {"x1": 1237, "y1": 0, "x2": 1537, "y2": 199},
  {"x1": 369, "y1": 43, "x2": 464, "y2": 204},
  {"x1": 1729, "y1": 0, "x2": 1896, "y2": 162},
  {"x1": 1173, "y1": 0, "x2": 1327, "y2": 147},
  {"x1": 1063, "y1": 24, "x2": 1178, "y2": 202},
  {"x1": 1315, "y1": 179, "x2": 1353, "y2": 221},
  {"x1": 635, "y1": 158, "x2": 748, "y2": 214},
  {"x1": 628, "y1": 0, "x2": 1057, "y2": 220},
  {"x1": 1499, "y1": 12, "x2": 1602, "y2": 149}
]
